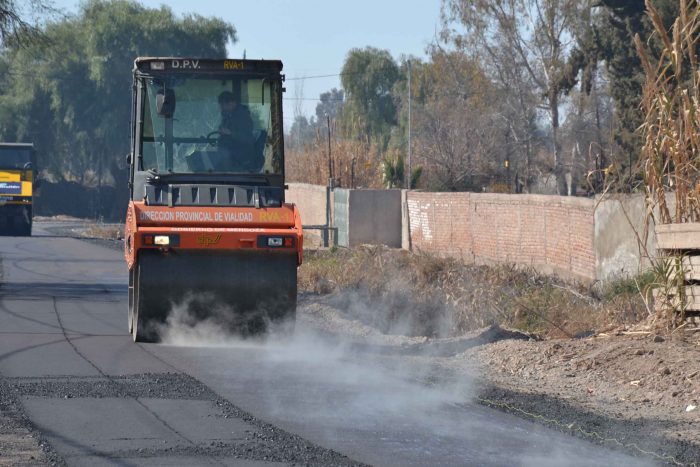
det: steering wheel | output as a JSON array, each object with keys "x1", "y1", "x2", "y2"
[{"x1": 205, "y1": 131, "x2": 222, "y2": 146}]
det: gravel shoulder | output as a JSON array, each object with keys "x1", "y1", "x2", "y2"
[{"x1": 0, "y1": 388, "x2": 60, "y2": 466}]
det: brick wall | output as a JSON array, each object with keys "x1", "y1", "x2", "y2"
[
  {"x1": 407, "y1": 192, "x2": 596, "y2": 282},
  {"x1": 289, "y1": 184, "x2": 643, "y2": 282}
]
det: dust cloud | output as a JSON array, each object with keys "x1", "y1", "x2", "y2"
[
  {"x1": 159, "y1": 292, "x2": 475, "y2": 428},
  {"x1": 156, "y1": 293, "x2": 653, "y2": 467}
]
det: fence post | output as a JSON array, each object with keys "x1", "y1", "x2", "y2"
[{"x1": 324, "y1": 178, "x2": 335, "y2": 248}]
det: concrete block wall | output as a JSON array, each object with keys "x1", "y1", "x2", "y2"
[
  {"x1": 285, "y1": 183, "x2": 329, "y2": 225},
  {"x1": 285, "y1": 183, "x2": 330, "y2": 247},
  {"x1": 287, "y1": 183, "x2": 402, "y2": 248},
  {"x1": 406, "y1": 192, "x2": 597, "y2": 282},
  {"x1": 593, "y1": 195, "x2": 655, "y2": 281},
  {"x1": 337, "y1": 189, "x2": 402, "y2": 247}
]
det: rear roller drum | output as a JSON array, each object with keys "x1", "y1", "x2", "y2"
[{"x1": 129, "y1": 249, "x2": 297, "y2": 342}]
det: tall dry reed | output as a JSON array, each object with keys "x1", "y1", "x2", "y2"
[
  {"x1": 635, "y1": 0, "x2": 700, "y2": 328},
  {"x1": 636, "y1": 0, "x2": 700, "y2": 224}
]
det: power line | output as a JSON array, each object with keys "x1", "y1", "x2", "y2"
[
  {"x1": 286, "y1": 73, "x2": 341, "y2": 81},
  {"x1": 285, "y1": 64, "x2": 403, "y2": 81}
]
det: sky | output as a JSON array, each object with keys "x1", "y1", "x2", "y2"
[{"x1": 51, "y1": 0, "x2": 442, "y2": 128}]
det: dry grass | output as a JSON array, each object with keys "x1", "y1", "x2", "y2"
[
  {"x1": 299, "y1": 246, "x2": 653, "y2": 339},
  {"x1": 286, "y1": 133, "x2": 383, "y2": 188},
  {"x1": 82, "y1": 222, "x2": 122, "y2": 241}
]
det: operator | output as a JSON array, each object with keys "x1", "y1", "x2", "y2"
[{"x1": 217, "y1": 91, "x2": 255, "y2": 170}]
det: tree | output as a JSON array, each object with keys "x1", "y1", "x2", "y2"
[
  {"x1": 285, "y1": 88, "x2": 344, "y2": 150},
  {"x1": 340, "y1": 47, "x2": 399, "y2": 148},
  {"x1": 557, "y1": 0, "x2": 612, "y2": 194},
  {"x1": 288, "y1": 115, "x2": 316, "y2": 149},
  {"x1": 315, "y1": 88, "x2": 344, "y2": 123},
  {"x1": 392, "y1": 49, "x2": 504, "y2": 191},
  {"x1": 0, "y1": 0, "x2": 235, "y2": 194},
  {"x1": 442, "y1": 0, "x2": 584, "y2": 194},
  {"x1": 593, "y1": 0, "x2": 680, "y2": 186},
  {"x1": 471, "y1": 41, "x2": 541, "y2": 191},
  {"x1": 0, "y1": 0, "x2": 56, "y2": 45}
]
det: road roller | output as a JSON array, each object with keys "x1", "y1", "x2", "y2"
[{"x1": 124, "y1": 57, "x2": 303, "y2": 342}]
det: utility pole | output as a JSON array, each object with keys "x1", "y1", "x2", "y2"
[
  {"x1": 325, "y1": 113, "x2": 334, "y2": 247},
  {"x1": 327, "y1": 114, "x2": 333, "y2": 181},
  {"x1": 407, "y1": 59, "x2": 412, "y2": 189}
]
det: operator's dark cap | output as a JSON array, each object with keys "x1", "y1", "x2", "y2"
[{"x1": 218, "y1": 91, "x2": 235, "y2": 104}]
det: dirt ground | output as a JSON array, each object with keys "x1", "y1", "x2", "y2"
[{"x1": 469, "y1": 332, "x2": 700, "y2": 465}]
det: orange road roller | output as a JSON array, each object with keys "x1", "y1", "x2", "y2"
[{"x1": 124, "y1": 57, "x2": 302, "y2": 342}]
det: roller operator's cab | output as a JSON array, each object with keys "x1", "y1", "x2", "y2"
[{"x1": 125, "y1": 58, "x2": 302, "y2": 342}]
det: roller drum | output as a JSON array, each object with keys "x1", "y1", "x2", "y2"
[{"x1": 132, "y1": 249, "x2": 297, "y2": 342}]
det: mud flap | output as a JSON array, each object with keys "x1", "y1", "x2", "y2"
[{"x1": 132, "y1": 249, "x2": 297, "y2": 342}]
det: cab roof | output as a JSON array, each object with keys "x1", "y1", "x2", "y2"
[{"x1": 134, "y1": 57, "x2": 283, "y2": 76}]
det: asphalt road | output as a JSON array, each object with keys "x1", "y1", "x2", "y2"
[{"x1": 0, "y1": 222, "x2": 656, "y2": 466}]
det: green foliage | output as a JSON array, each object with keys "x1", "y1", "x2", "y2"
[
  {"x1": 340, "y1": 47, "x2": 399, "y2": 149},
  {"x1": 410, "y1": 165, "x2": 423, "y2": 189},
  {"x1": 380, "y1": 151, "x2": 423, "y2": 189},
  {"x1": 381, "y1": 152, "x2": 404, "y2": 188},
  {"x1": 288, "y1": 115, "x2": 317, "y2": 149},
  {"x1": 595, "y1": 0, "x2": 680, "y2": 178},
  {"x1": 0, "y1": 0, "x2": 235, "y2": 185},
  {"x1": 0, "y1": 0, "x2": 55, "y2": 46},
  {"x1": 286, "y1": 88, "x2": 344, "y2": 150},
  {"x1": 315, "y1": 88, "x2": 344, "y2": 123},
  {"x1": 602, "y1": 271, "x2": 656, "y2": 301}
]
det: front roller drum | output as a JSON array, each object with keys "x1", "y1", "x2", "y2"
[{"x1": 130, "y1": 249, "x2": 297, "y2": 342}]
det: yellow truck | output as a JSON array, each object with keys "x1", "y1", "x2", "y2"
[{"x1": 0, "y1": 143, "x2": 35, "y2": 236}]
